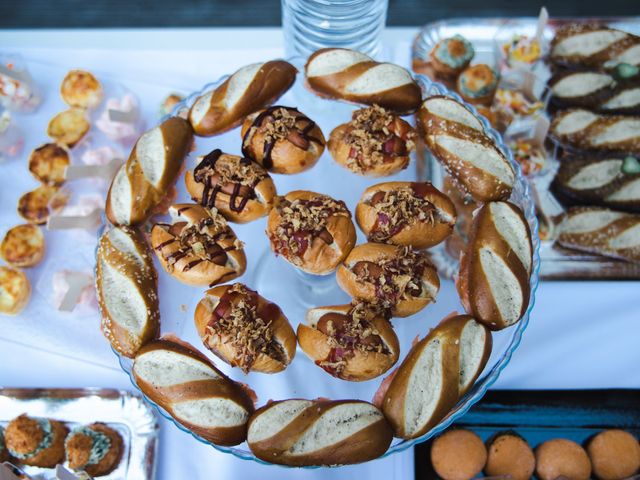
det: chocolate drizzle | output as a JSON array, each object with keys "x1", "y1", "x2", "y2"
[{"x1": 241, "y1": 106, "x2": 322, "y2": 170}]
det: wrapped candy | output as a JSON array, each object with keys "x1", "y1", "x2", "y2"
[
  {"x1": 0, "y1": 108, "x2": 24, "y2": 163},
  {"x1": 0, "y1": 53, "x2": 41, "y2": 112}
]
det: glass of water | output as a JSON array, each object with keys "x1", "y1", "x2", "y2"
[{"x1": 282, "y1": 0, "x2": 389, "y2": 59}]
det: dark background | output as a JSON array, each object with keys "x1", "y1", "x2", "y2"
[{"x1": 2, "y1": 0, "x2": 638, "y2": 28}]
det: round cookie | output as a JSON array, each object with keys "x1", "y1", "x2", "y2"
[
  {"x1": 66, "y1": 423, "x2": 123, "y2": 477},
  {"x1": 1, "y1": 224, "x2": 45, "y2": 268},
  {"x1": 485, "y1": 431, "x2": 535, "y2": 480},
  {"x1": 430, "y1": 429, "x2": 487, "y2": 480},
  {"x1": 587, "y1": 429, "x2": 640, "y2": 480},
  {"x1": 0, "y1": 265, "x2": 31, "y2": 315},
  {"x1": 5, "y1": 415, "x2": 69, "y2": 467},
  {"x1": 536, "y1": 438, "x2": 592, "y2": 480}
]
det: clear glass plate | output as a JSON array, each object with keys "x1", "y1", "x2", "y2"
[{"x1": 114, "y1": 60, "x2": 541, "y2": 468}]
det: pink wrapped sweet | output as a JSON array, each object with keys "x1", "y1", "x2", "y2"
[
  {"x1": 0, "y1": 109, "x2": 24, "y2": 162},
  {"x1": 52, "y1": 270, "x2": 98, "y2": 312},
  {"x1": 96, "y1": 93, "x2": 144, "y2": 144}
]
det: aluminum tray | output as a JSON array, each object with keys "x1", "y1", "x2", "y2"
[{"x1": 0, "y1": 388, "x2": 159, "y2": 480}]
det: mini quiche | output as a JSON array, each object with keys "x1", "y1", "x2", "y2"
[
  {"x1": 28, "y1": 143, "x2": 71, "y2": 186},
  {"x1": 1, "y1": 224, "x2": 45, "y2": 267},
  {"x1": 0, "y1": 265, "x2": 31, "y2": 315},
  {"x1": 18, "y1": 185, "x2": 69, "y2": 224},
  {"x1": 60, "y1": 70, "x2": 103, "y2": 109},
  {"x1": 47, "y1": 108, "x2": 90, "y2": 147}
]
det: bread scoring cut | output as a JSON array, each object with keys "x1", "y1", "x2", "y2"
[
  {"x1": 190, "y1": 91, "x2": 213, "y2": 126},
  {"x1": 109, "y1": 167, "x2": 132, "y2": 225},
  {"x1": 489, "y1": 202, "x2": 532, "y2": 272},
  {"x1": 107, "y1": 228, "x2": 145, "y2": 267},
  {"x1": 422, "y1": 97, "x2": 483, "y2": 131},
  {"x1": 459, "y1": 320, "x2": 488, "y2": 392},
  {"x1": 561, "y1": 209, "x2": 626, "y2": 233},
  {"x1": 224, "y1": 63, "x2": 262, "y2": 109},
  {"x1": 345, "y1": 64, "x2": 413, "y2": 94},
  {"x1": 609, "y1": 223, "x2": 640, "y2": 249},
  {"x1": 607, "y1": 178, "x2": 640, "y2": 201},
  {"x1": 479, "y1": 247, "x2": 523, "y2": 327},
  {"x1": 136, "y1": 127, "x2": 166, "y2": 188},
  {"x1": 567, "y1": 159, "x2": 622, "y2": 190},
  {"x1": 306, "y1": 49, "x2": 370, "y2": 77},
  {"x1": 248, "y1": 400, "x2": 312, "y2": 443},
  {"x1": 591, "y1": 119, "x2": 640, "y2": 146},
  {"x1": 172, "y1": 398, "x2": 249, "y2": 428},
  {"x1": 551, "y1": 72, "x2": 614, "y2": 98},
  {"x1": 134, "y1": 349, "x2": 220, "y2": 386},
  {"x1": 553, "y1": 30, "x2": 627, "y2": 57},
  {"x1": 553, "y1": 110, "x2": 598, "y2": 135},
  {"x1": 602, "y1": 88, "x2": 640, "y2": 110}
]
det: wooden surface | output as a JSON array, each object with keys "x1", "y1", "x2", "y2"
[{"x1": 2, "y1": 0, "x2": 638, "y2": 28}]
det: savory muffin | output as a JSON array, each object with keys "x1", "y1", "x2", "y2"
[
  {"x1": 536, "y1": 438, "x2": 592, "y2": 480},
  {"x1": 485, "y1": 431, "x2": 535, "y2": 480},
  {"x1": 587, "y1": 429, "x2": 640, "y2": 480},
  {"x1": 28, "y1": 143, "x2": 70, "y2": 186},
  {"x1": 5, "y1": 415, "x2": 69, "y2": 467},
  {"x1": 0, "y1": 265, "x2": 31, "y2": 315},
  {"x1": 456, "y1": 64, "x2": 500, "y2": 106},
  {"x1": 430, "y1": 429, "x2": 487, "y2": 480},
  {"x1": 430, "y1": 35, "x2": 475, "y2": 78},
  {"x1": 65, "y1": 423, "x2": 123, "y2": 477},
  {"x1": 47, "y1": 108, "x2": 90, "y2": 147},
  {"x1": 60, "y1": 70, "x2": 103, "y2": 109},
  {"x1": 18, "y1": 185, "x2": 68, "y2": 224},
  {"x1": 1, "y1": 224, "x2": 45, "y2": 267}
]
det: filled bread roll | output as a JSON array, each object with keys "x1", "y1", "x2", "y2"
[
  {"x1": 336, "y1": 243, "x2": 440, "y2": 317},
  {"x1": 184, "y1": 149, "x2": 276, "y2": 223},
  {"x1": 297, "y1": 303, "x2": 399, "y2": 381},
  {"x1": 189, "y1": 60, "x2": 297, "y2": 136},
  {"x1": 240, "y1": 106, "x2": 325, "y2": 174},
  {"x1": 96, "y1": 226, "x2": 160, "y2": 358},
  {"x1": 328, "y1": 105, "x2": 416, "y2": 177},
  {"x1": 355, "y1": 181, "x2": 456, "y2": 248},
  {"x1": 266, "y1": 190, "x2": 356, "y2": 275},
  {"x1": 106, "y1": 116, "x2": 193, "y2": 226},
  {"x1": 456, "y1": 201, "x2": 533, "y2": 331},
  {"x1": 247, "y1": 398, "x2": 393, "y2": 466},
  {"x1": 305, "y1": 48, "x2": 422, "y2": 114},
  {"x1": 151, "y1": 204, "x2": 246, "y2": 287},
  {"x1": 194, "y1": 283, "x2": 296, "y2": 374},
  {"x1": 133, "y1": 338, "x2": 255, "y2": 446}
]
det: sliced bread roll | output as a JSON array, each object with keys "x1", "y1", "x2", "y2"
[{"x1": 247, "y1": 399, "x2": 393, "y2": 466}]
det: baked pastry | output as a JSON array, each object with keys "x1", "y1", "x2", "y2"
[
  {"x1": 96, "y1": 226, "x2": 160, "y2": 358},
  {"x1": 297, "y1": 302, "x2": 400, "y2": 381},
  {"x1": 552, "y1": 155, "x2": 640, "y2": 212},
  {"x1": 247, "y1": 398, "x2": 393, "y2": 466},
  {"x1": 457, "y1": 201, "x2": 533, "y2": 330},
  {"x1": 550, "y1": 109, "x2": 640, "y2": 153},
  {"x1": 557, "y1": 207, "x2": 640, "y2": 263},
  {"x1": 430, "y1": 429, "x2": 487, "y2": 480},
  {"x1": 240, "y1": 106, "x2": 325, "y2": 174},
  {"x1": 550, "y1": 24, "x2": 640, "y2": 69},
  {"x1": 379, "y1": 313, "x2": 492, "y2": 439},
  {"x1": 0, "y1": 265, "x2": 31, "y2": 315},
  {"x1": 418, "y1": 95, "x2": 515, "y2": 202},
  {"x1": 4, "y1": 415, "x2": 68, "y2": 468},
  {"x1": 355, "y1": 181, "x2": 456, "y2": 248},
  {"x1": 266, "y1": 190, "x2": 356, "y2": 275},
  {"x1": 336, "y1": 243, "x2": 440, "y2": 317},
  {"x1": 133, "y1": 337, "x2": 255, "y2": 446},
  {"x1": 484, "y1": 431, "x2": 535, "y2": 480},
  {"x1": 0, "y1": 426, "x2": 8, "y2": 462},
  {"x1": 456, "y1": 64, "x2": 499, "y2": 106},
  {"x1": 189, "y1": 60, "x2": 296, "y2": 136},
  {"x1": 535, "y1": 438, "x2": 592, "y2": 480},
  {"x1": 28, "y1": 143, "x2": 70, "y2": 186},
  {"x1": 65, "y1": 423, "x2": 123, "y2": 477},
  {"x1": 328, "y1": 105, "x2": 416, "y2": 177},
  {"x1": 47, "y1": 108, "x2": 89, "y2": 147},
  {"x1": 60, "y1": 70, "x2": 103, "y2": 109},
  {"x1": 305, "y1": 48, "x2": 422, "y2": 114},
  {"x1": 429, "y1": 35, "x2": 475, "y2": 79},
  {"x1": 151, "y1": 204, "x2": 246, "y2": 287},
  {"x1": 587, "y1": 429, "x2": 640, "y2": 480},
  {"x1": 194, "y1": 283, "x2": 296, "y2": 374},
  {"x1": 184, "y1": 149, "x2": 276, "y2": 223},
  {"x1": 0, "y1": 224, "x2": 45, "y2": 268},
  {"x1": 106, "y1": 116, "x2": 193, "y2": 226},
  {"x1": 18, "y1": 185, "x2": 68, "y2": 224}
]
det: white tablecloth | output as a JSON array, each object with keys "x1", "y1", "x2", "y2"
[{"x1": 1, "y1": 27, "x2": 639, "y2": 480}]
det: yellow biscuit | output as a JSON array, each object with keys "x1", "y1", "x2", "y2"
[
  {"x1": 18, "y1": 185, "x2": 68, "y2": 224},
  {"x1": 47, "y1": 108, "x2": 89, "y2": 147},
  {"x1": 28, "y1": 143, "x2": 70, "y2": 185},
  {"x1": 1, "y1": 224, "x2": 45, "y2": 267},
  {"x1": 60, "y1": 70, "x2": 103, "y2": 109},
  {"x1": 0, "y1": 266, "x2": 31, "y2": 315}
]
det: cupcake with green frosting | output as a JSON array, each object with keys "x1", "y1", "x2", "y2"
[
  {"x1": 457, "y1": 64, "x2": 500, "y2": 106},
  {"x1": 429, "y1": 35, "x2": 475, "y2": 78},
  {"x1": 65, "y1": 423, "x2": 123, "y2": 477},
  {"x1": 5, "y1": 414, "x2": 68, "y2": 467}
]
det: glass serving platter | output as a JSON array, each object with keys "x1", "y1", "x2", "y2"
[{"x1": 114, "y1": 61, "x2": 541, "y2": 467}]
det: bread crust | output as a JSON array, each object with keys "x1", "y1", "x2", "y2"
[
  {"x1": 96, "y1": 226, "x2": 160, "y2": 358},
  {"x1": 188, "y1": 60, "x2": 297, "y2": 136},
  {"x1": 247, "y1": 399, "x2": 393, "y2": 466},
  {"x1": 194, "y1": 283, "x2": 296, "y2": 374},
  {"x1": 305, "y1": 48, "x2": 421, "y2": 114},
  {"x1": 266, "y1": 190, "x2": 356, "y2": 275},
  {"x1": 106, "y1": 116, "x2": 193, "y2": 226},
  {"x1": 150, "y1": 204, "x2": 246, "y2": 287},
  {"x1": 65, "y1": 422, "x2": 123, "y2": 476},
  {"x1": 184, "y1": 150, "x2": 276, "y2": 223},
  {"x1": 336, "y1": 243, "x2": 440, "y2": 317},
  {"x1": 133, "y1": 338, "x2": 255, "y2": 446},
  {"x1": 355, "y1": 181, "x2": 456, "y2": 248}
]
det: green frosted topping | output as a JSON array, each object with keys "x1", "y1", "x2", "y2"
[
  {"x1": 7, "y1": 417, "x2": 53, "y2": 460},
  {"x1": 622, "y1": 156, "x2": 640, "y2": 174},
  {"x1": 434, "y1": 35, "x2": 474, "y2": 69},
  {"x1": 458, "y1": 67, "x2": 499, "y2": 99},
  {"x1": 66, "y1": 426, "x2": 112, "y2": 467},
  {"x1": 614, "y1": 63, "x2": 639, "y2": 80}
]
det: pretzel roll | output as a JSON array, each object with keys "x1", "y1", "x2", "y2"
[
  {"x1": 133, "y1": 338, "x2": 255, "y2": 446},
  {"x1": 185, "y1": 149, "x2": 276, "y2": 223},
  {"x1": 557, "y1": 206, "x2": 640, "y2": 263},
  {"x1": 151, "y1": 204, "x2": 246, "y2": 287},
  {"x1": 336, "y1": 243, "x2": 439, "y2": 317},
  {"x1": 106, "y1": 116, "x2": 193, "y2": 226},
  {"x1": 356, "y1": 181, "x2": 456, "y2": 248},
  {"x1": 266, "y1": 190, "x2": 356, "y2": 275},
  {"x1": 298, "y1": 303, "x2": 399, "y2": 381},
  {"x1": 305, "y1": 48, "x2": 421, "y2": 114},
  {"x1": 194, "y1": 283, "x2": 296, "y2": 374},
  {"x1": 96, "y1": 226, "x2": 160, "y2": 357},
  {"x1": 328, "y1": 105, "x2": 416, "y2": 177},
  {"x1": 188, "y1": 60, "x2": 297, "y2": 136},
  {"x1": 457, "y1": 201, "x2": 533, "y2": 331},
  {"x1": 240, "y1": 106, "x2": 325, "y2": 174},
  {"x1": 247, "y1": 398, "x2": 393, "y2": 466},
  {"x1": 419, "y1": 95, "x2": 515, "y2": 202}
]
